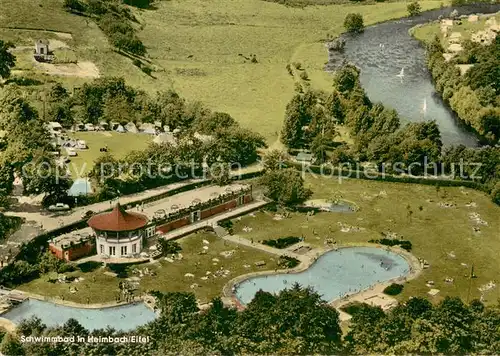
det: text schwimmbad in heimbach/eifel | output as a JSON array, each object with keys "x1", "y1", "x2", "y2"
[{"x1": 20, "y1": 335, "x2": 151, "y2": 344}]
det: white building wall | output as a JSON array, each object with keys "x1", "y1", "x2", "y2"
[{"x1": 96, "y1": 234, "x2": 143, "y2": 257}]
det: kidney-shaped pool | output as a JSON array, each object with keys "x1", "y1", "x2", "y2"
[{"x1": 234, "y1": 246, "x2": 411, "y2": 305}]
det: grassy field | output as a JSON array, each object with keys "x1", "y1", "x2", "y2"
[
  {"x1": 230, "y1": 175, "x2": 500, "y2": 305},
  {"x1": 66, "y1": 132, "x2": 152, "y2": 178},
  {"x1": 1, "y1": 0, "x2": 447, "y2": 145},
  {"x1": 412, "y1": 12, "x2": 500, "y2": 45},
  {"x1": 18, "y1": 232, "x2": 278, "y2": 304}
]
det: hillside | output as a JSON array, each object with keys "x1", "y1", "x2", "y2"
[{"x1": 0, "y1": 0, "x2": 446, "y2": 144}]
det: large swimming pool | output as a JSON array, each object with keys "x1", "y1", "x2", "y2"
[
  {"x1": 235, "y1": 246, "x2": 411, "y2": 305},
  {"x1": 1, "y1": 299, "x2": 157, "y2": 331}
]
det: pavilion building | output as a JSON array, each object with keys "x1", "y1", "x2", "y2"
[{"x1": 88, "y1": 203, "x2": 149, "y2": 258}]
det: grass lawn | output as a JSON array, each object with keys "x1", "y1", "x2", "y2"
[
  {"x1": 1, "y1": 0, "x2": 447, "y2": 145},
  {"x1": 412, "y1": 12, "x2": 500, "y2": 45},
  {"x1": 230, "y1": 175, "x2": 500, "y2": 305},
  {"x1": 66, "y1": 132, "x2": 152, "y2": 178},
  {"x1": 18, "y1": 232, "x2": 279, "y2": 304}
]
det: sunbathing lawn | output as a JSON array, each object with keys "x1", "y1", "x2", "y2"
[
  {"x1": 18, "y1": 232, "x2": 278, "y2": 304},
  {"x1": 65, "y1": 132, "x2": 152, "y2": 178},
  {"x1": 230, "y1": 175, "x2": 500, "y2": 305}
]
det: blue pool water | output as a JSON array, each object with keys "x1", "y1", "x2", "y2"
[
  {"x1": 68, "y1": 178, "x2": 92, "y2": 197},
  {"x1": 235, "y1": 247, "x2": 410, "y2": 305},
  {"x1": 1, "y1": 299, "x2": 157, "y2": 331}
]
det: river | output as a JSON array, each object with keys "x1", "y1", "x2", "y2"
[{"x1": 327, "y1": 4, "x2": 500, "y2": 147}]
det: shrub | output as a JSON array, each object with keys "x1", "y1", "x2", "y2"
[
  {"x1": 340, "y1": 302, "x2": 365, "y2": 315},
  {"x1": 300, "y1": 70, "x2": 309, "y2": 81},
  {"x1": 219, "y1": 220, "x2": 233, "y2": 231},
  {"x1": 344, "y1": 13, "x2": 364, "y2": 33},
  {"x1": 278, "y1": 255, "x2": 300, "y2": 268},
  {"x1": 407, "y1": 2, "x2": 422, "y2": 17},
  {"x1": 383, "y1": 283, "x2": 404, "y2": 295},
  {"x1": 133, "y1": 59, "x2": 142, "y2": 68},
  {"x1": 142, "y1": 65, "x2": 153, "y2": 76},
  {"x1": 369, "y1": 238, "x2": 413, "y2": 251},
  {"x1": 158, "y1": 240, "x2": 182, "y2": 255},
  {"x1": 293, "y1": 62, "x2": 302, "y2": 70},
  {"x1": 263, "y1": 236, "x2": 301, "y2": 249}
]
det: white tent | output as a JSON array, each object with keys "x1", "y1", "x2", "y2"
[
  {"x1": 125, "y1": 122, "x2": 138, "y2": 133},
  {"x1": 153, "y1": 133, "x2": 177, "y2": 146},
  {"x1": 115, "y1": 125, "x2": 126, "y2": 133}
]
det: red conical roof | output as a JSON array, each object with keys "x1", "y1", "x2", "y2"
[{"x1": 88, "y1": 203, "x2": 148, "y2": 232}]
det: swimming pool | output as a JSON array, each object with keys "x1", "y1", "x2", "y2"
[
  {"x1": 1, "y1": 299, "x2": 157, "y2": 331},
  {"x1": 234, "y1": 246, "x2": 410, "y2": 305}
]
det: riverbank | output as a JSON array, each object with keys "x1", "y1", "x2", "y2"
[
  {"x1": 327, "y1": 3, "x2": 500, "y2": 147},
  {"x1": 409, "y1": 11, "x2": 500, "y2": 145}
]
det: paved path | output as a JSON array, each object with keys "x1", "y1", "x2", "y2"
[
  {"x1": 4, "y1": 164, "x2": 264, "y2": 234},
  {"x1": 221, "y1": 234, "x2": 305, "y2": 261},
  {"x1": 5, "y1": 179, "x2": 204, "y2": 232}
]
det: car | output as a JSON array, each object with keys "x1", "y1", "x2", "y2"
[
  {"x1": 81, "y1": 210, "x2": 95, "y2": 220},
  {"x1": 48, "y1": 203, "x2": 70, "y2": 211}
]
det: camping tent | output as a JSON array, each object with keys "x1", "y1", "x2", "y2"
[
  {"x1": 153, "y1": 133, "x2": 177, "y2": 146},
  {"x1": 68, "y1": 178, "x2": 92, "y2": 196},
  {"x1": 125, "y1": 122, "x2": 138, "y2": 133},
  {"x1": 115, "y1": 125, "x2": 126, "y2": 133}
]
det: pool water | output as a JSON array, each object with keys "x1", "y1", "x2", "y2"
[
  {"x1": 235, "y1": 247, "x2": 410, "y2": 305},
  {"x1": 1, "y1": 299, "x2": 157, "y2": 331}
]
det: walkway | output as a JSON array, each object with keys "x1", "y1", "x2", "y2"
[
  {"x1": 5, "y1": 179, "x2": 204, "y2": 232},
  {"x1": 221, "y1": 234, "x2": 305, "y2": 261},
  {"x1": 5, "y1": 164, "x2": 263, "y2": 234}
]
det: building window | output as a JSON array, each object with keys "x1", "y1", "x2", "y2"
[
  {"x1": 109, "y1": 246, "x2": 115, "y2": 256},
  {"x1": 121, "y1": 246, "x2": 127, "y2": 256},
  {"x1": 238, "y1": 195, "x2": 244, "y2": 205},
  {"x1": 100, "y1": 245, "x2": 104, "y2": 254},
  {"x1": 132, "y1": 244, "x2": 137, "y2": 254}
]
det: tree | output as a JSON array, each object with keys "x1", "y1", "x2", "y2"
[
  {"x1": 63, "y1": 0, "x2": 86, "y2": 13},
  {"x1": 262, "y1": 149, "x2": 288, "y2": 171},
  {"x1": 194, "y1": 111, "x2": 236, "y2": 134},
  {"x1": 22, "y1": 150, "x2": 72, "y2": 207},
  {"x1": 0, "y1": 40, "x2": 16, "y2": 79},
  {"x1": 210, "y1": 163, "x2": 232, "y2": 186},
  {"x1": 344, "y1": 13, "x2": 364, "y2": 33},
  {"x1": 407, "y1": 2, "x2": 422, "y2": 17},
  {"x1": 0, "y1": 332, "x2": 25, "y2": 356},
  {"x1": 157, "y1": 239, "x2": 181, "y2": 256},
  {"x1": 310, "y1": 133, "x2": 331, "y2": 163},
  {"x1": 259, "y1": 168, "x2": 311, "y2": 206}
]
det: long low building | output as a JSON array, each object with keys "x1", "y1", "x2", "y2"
[{"x1": 49, "y1": 183, "x2": 254, "y2": 261}]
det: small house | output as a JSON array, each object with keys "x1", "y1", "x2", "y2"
[
  {"x1": 34, "y1": 40, "x2": 53, "y2": 62},
  {"x1": 193, "y1": 132, "x2": 214, "y2": 143},
  {"x1": 296, "y1": 152, "x2": 313, "y2": 164},
  {"x1": 35, "y1": 39, "x2": 49, "y2": 56}
]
